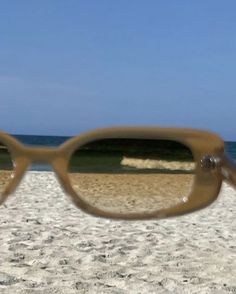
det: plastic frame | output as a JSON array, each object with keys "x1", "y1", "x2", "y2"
[{"x1": 0, "y1": 126, "x2": 235, "y2": 220}]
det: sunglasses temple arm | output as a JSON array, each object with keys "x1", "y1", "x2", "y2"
[{"x1": 220, "y1": 155, "x2": 236, "y2": 188}]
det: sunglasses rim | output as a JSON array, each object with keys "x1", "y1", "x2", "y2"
[{"x1": 0, "y1": 126, "x2": 225, "y2": 220}]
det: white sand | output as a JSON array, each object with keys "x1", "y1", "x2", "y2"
[{"x1": 0, "y1": 172, "x2": 235, "y2": 294}]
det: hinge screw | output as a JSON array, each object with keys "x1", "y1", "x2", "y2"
[{"x1": 201, "y1": 155, "x2": 220, "y2": 170}]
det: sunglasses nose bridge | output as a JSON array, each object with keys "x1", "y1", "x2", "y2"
[{"x1": 24, "y1": 146, "x2": 60, "y2": 164}]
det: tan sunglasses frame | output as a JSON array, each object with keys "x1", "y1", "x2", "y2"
[{"x1": 0, "y1": 126, "x2": 236, "y2": 220}]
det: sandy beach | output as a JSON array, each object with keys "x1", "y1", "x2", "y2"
[
  {"x1": 0, "y1": 171, "x2": 235, "y2": 293},
  {"x1": 69, "y1": 173, "x2": 194, "y2": 214}
]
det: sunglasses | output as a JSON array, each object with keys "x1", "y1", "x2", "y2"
[{"x1": 0, "y1": 127, "x2": 235, "y2": 220}]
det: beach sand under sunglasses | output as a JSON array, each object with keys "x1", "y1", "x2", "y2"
[{"x1": 0, "y1": 126, "x2": 235, "y2": 220}]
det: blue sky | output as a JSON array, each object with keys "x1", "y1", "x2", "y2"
[{"x1": 0, "y1": 1, "x2": 236, "y2": 139}]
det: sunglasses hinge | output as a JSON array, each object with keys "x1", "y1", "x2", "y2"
[{"x1": 200, "y1": 155, "x2": 221, "y2": 171}]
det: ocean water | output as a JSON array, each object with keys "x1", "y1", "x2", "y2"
[
  {"x1": 12, "y1": 135, "x2": 236, "y2": 171},
  {"x1": 14, "y1": 134, "x2": 70, "y2": 147},
  {"x1": 225, "y1": 142, "x2": 236, "y2": 161}
]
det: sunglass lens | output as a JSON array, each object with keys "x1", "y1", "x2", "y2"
[
  {"x1": 68, "y1": 138, "x2": 196, "y2": 215},
  {"x1": 0, "y1": 142, "x2": 14, "y2": 195}
]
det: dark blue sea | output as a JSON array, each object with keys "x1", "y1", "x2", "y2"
[{"x1": 13, "y1": 135, "x2": 236, "y2": 171}]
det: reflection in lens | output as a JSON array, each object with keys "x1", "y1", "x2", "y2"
[
  {"x1": 68, "y1": 139, "x2": 196, "y2": 215},
  {"x1": 0, "y1": 142, "x2": 13, "y2": 195}
]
